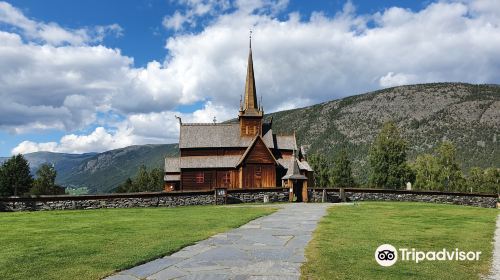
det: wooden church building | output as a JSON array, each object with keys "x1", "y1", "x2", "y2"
[{"x1": 164, "y1": 40, "x2": 313, "y2": 201}]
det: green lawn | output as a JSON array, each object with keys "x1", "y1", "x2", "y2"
[
  {"x1": 0, "y1": 205, "x2": 275, "y2": 280},
  {"x1": 301, "y1": 202, "x2": 499, "y2": 280}
]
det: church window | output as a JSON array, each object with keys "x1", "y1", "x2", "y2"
[
  {"x1": 255, "y1": 166, "x2": 262, "y2": 178},
  {"x1": 195, "y1": 172, "x2": 204, "y2": 184},
  {"x1": 222, "y1": 172, "x2": 231, "y2": 184}
]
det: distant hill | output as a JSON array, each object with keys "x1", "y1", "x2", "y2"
[
  {"x1": 2, "y1": 82, "x2": 498, "y2": 192},
  {"x1": 2, "y1": 144, "x2": 179, "y2": 194},
  {"x1": 267, "y1": 83, "x2": 499, "y2": 183}
]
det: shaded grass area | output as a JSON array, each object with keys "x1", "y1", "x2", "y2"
[
  {"x1": 0, "y1": 205, "x2": 275, "y2": 280},
  {"x1": 301, "y1": 202, "x2": 498, "y2": 280}
]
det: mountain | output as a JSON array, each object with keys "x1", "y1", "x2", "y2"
[
  {"x1": 2, "y1": 82, "x2": 498, "y2": 192},
  {"x1": 58, "y1": 144, "x2": 179, "y2": 193},
  {"x1": 267, "y1": 82, "x2": 499, "y2": 183},
  {"x1": 1, "y1": 144, "x2": 179, "y2": 194}
]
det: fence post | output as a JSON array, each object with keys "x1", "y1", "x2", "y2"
[
  {"x1": 322, "y1": 189, "x2": 326, "y2": 203},
  {"x1": 214, "y1": 189, "x2": 217, "y2": 205},
  {"x1": 340, "y1": 188, "x2": 346, "y2": 202}
]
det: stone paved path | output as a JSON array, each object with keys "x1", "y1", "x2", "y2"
[
  {"x1": 488, "y1": 214, "x2": 500, "y2": 280},
  {"x1": 105, "y1": 203, "x2": 331, "y2": 280}
]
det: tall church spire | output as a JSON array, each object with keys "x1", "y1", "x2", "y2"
[{"x1": 241, "y1": 31, "x2": 261, "y2": 116}]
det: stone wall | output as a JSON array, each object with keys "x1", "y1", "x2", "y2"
[
  {"x1": 310, "y1": 188, "x2": 498, "y2": 208},
  {"x1": 228, "y1": 188, "x2": 289, "y2": 203},
  {"x1": 0, "y1": 188, "x2": 289, "y2": 212},
  {"x1": 1, "y1": 188, "x2": 496, "y2": 211},
  {"x1": 0, "y1": 193, "x2": 216, "y2": 212}
]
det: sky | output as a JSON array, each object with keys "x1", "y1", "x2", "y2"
[{"x1": 0, "y1": 0, "x2": 499, "y2": 156}]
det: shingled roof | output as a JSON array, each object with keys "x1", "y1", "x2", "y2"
[
  {"x1": 179, "y1": 123, "x2": 286, "y2": 149},
  {"x1": 164, "y1": 174, "x2": 180, "y2": 181},
  {"x1": 282, "y1": 157, "x2": 307, "y2": 180},
  {"x1": 275, "y1": 135, "x2": 297, "y2": 150},
  {"x1": 180, "y1": 123, "x2": 249, "y2": 148},
  {"x1": 180, "y1": 155, "x2": 241, "y2": 169},
  {"x1": 277, "y1": 157, "x2": 313, "y2": 172},
  {"x1": 298, "y1": 160, "x2": 313, "y2": 172},
  {"x1": 164, "y1": 157, "x2": 180, "y2": 172}
]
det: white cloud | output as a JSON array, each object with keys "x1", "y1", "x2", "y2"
[
  {"x1": 12, "y1": 127, "x2": 132, "y2": 154},
  {"x1": 11, "y1": 101, "x2": 235, "y2": 154},
  {"x1": 4, "y1": 0, "x2": 500, "y2": 154},
  {"x1": 163, "y1": 11, "x2": 189, "y2": 31},
  {"x1": 0, "y1": 1, "x2": 122, "y2": 46},
  {"x1": 162, "y1": 0, "x2": 231, "y2": 31},
  {"x1": 379, "y1": 72, "x2": 416, "y2": 88},
  {"x1": 12, "y1": 141, "x2": 58, "y2": 155}
]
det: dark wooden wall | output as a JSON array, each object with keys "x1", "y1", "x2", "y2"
[
  {"x1": 216, "y1": 169, "x2": 239, "y2": 189},
  {"x1": 245, "y1": 139, "x2": 275, "y2": 164},
  {"x1": 241, "y1": 164, "x2": 276, "y2": 188},
  {"x1": 181, "y1": 169, "x2": 239, "y2": 191}
]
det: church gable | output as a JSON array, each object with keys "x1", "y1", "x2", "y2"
[{"x1": 239, "y1": 136, "x2": 277, "y2": 165}]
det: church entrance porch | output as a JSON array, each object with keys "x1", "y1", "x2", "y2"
[
  {"x1": 293, "y1": 181, "x2": 303, "y2": 202},
  {"x1": 285, "y1": 179, "x2": 308, "y2": 202}
]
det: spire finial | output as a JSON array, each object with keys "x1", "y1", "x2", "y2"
[{"x1": 249, "y1": 29, "x2": 252, "y2": 49}]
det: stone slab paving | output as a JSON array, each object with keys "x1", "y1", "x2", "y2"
[
  {"x1": 105, "y1": 203, "x2": 331, "y2": 280},
  {"x1": 487, "y1": 214, "x2": 500, "y2": 280}
]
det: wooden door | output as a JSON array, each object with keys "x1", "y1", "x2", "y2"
[{"x1": 254, "y1": 166, "x2": 262, "y2": 188}]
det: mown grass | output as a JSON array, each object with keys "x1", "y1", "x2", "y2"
[
  {"x1": 301, "y1": 202, "x2": 498, "y2": 280},
  {"x1": 0, "y1": 205, "x2": 275, "y2": 280}
]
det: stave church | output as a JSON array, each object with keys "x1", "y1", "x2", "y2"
[{"x1": 164, "y1": 39, "x2": 313, "y2": 201}]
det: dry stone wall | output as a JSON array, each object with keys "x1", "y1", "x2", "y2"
[
  {"x1": 0, "y1": 188, "x2": 496, "y2": 211},
  {"x1": 0, "y1": 188, "x2": 289, "y2": 212},
  {"x1": 310, "y1": 188, "x2": 498, "y2": 208}
]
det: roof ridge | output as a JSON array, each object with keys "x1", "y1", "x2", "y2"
[
  {"x1": 181, "y1": 155, "x2": 240, "y2": 158},
  {"x1": 181, "y1": 123, "x2": 236, "y2": 126}
]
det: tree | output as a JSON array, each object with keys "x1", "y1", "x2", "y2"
[
  {"x1": 30, "y1": 163, "x2": 65, "y2": 195},
  {"x1": 466, "y1": 167, "x2": 484, "y2": 193},
  {"x1": 149, "y1": 167, "x2": 165, "y2": 192},
  {"x1": 435, "y1": 141, "x2": 464, "y2": 191},
  {"x1": 368, "y1": 121, "x2": 414, "y2": 189},
  {"x1": 131, "y1": 165, "x2": 151, "y2": 192},
  {"x1": 483, "y1": 168, "x2": 500, "y2": 194},
  {"x1": 116, "y1": 165, "x2": 164, "y2": 193},
  {"x1": 331, "y1": 149, "x2": 355, "y2": 188},
  {"x1": 115, "y1": 178, "x2": 134, "y2": 193},
  {"x1": 309, "y1": 153, "x2": 331, "y2": 188},
  {"x1": 0, "y1": 154, "x2": 33, "y2": 196},
  {"x1": 412, "y1": 154, "x2": 440, "y2": 190}
]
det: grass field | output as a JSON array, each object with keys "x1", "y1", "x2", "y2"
[
  {"x1": 301, "y1": 202, "x2": 498, "y2": 280},
  {"x1": 0, "y1": 205, "x2": 275, "y2": 280}
]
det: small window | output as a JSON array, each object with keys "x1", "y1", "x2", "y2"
[
  {"x1": 255, "y1": 166, "x2": 262, "y2": 177},
  {"x1": 195, "y1": 172, "x2": 204, "y2": 184},
  {"x1": 245, "y1": 125, "x2": 249, "y2": 134},
  {"x1": 222, "y1": 172, "x2": 231, "y2": 184}
]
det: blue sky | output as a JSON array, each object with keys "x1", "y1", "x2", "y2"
[
  {"x1": 1, "y1": 0, "x2": 499, "y2": 156},
  {"x1": 6, "y1": 0, "x2": 427, "y2": 67}
]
